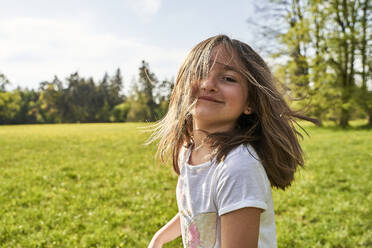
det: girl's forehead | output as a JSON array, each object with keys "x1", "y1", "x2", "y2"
[{"x1": 209, "y1": 45, "x2": 243, "y2": 72}]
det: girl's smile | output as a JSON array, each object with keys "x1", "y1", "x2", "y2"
[{"x1": 197, "y1": 95, "x2": 224, "y2": 104}]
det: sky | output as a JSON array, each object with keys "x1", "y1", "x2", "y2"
[{"x1": 1, "y1": 0, "x2": 261, "y2": 92}]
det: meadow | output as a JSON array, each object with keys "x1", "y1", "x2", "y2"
[{"x1": 0, "y1": 122, "x2": 371, "y2": 247}]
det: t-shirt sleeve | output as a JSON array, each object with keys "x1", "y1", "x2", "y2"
[{"x1": 215, "y1": 152, "x2": 270, "y2": 216}]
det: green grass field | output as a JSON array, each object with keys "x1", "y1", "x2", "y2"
[{"x1": 0, "y1": 122, "x2": 371, "y2": 247}]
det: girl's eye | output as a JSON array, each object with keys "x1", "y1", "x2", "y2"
[{"x1": 222, "y1": 76, "x2": 237, "y2": 82}]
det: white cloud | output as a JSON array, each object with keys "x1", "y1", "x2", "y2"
[
  {"x1": 127, "y1": 0, "x2": 162, "y2": 17},
  {"x1": 0, "y1": 16, "x2": 184, "y2": 90}
]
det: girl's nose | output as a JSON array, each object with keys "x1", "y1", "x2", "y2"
[{"x1": 200, "y1": 75, "x2": 217, "y2": 92}]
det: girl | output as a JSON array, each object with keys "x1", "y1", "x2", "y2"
[{"x1": 148, "y1": 35, "x2": 315, "y2": 248}]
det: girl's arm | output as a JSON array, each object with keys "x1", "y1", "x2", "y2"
[
  {"x1": 148, "y1": 213, "x2": 181, "y2": 248},
  {"x1": 220, "y1": 207, "x2": 262, "y2": 248}
]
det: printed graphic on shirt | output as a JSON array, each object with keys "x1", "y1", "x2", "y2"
[
  {"x1": 180, "y1": 210, "x2": 217, "y2": 248},
  {"x1": 178, "y1": 174, "x2": 217, "y2": 248}
]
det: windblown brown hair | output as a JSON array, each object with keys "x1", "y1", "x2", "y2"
[{"x1": 148, "y1": 35, "x2": 317, "y2": 190}]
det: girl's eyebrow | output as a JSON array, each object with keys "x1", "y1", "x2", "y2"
[
  {"x1": 213, "y1": 61, "x2": 240, "y2": 73},
  {"x1": 211, "y1": 61, "x2": 245, "y2": 79}
]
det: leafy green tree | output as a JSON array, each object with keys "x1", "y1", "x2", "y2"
[
  {"x1": 126, "y1": 93, "x2": 151, "y2": 122},
  {"x1": 14, "y1": 88, "x2": 41, "y2": 124},
  {"x1": 110, "y1": 102, "x2": 131, "y2": 122},
  {"x1": 38, "y1": 76, "x2": 64, "y2": 123},
  {"x1": 325, "y1": 0, "x2": 359, "y2": 127},
  {"x1": 0, "y1": 91, "x2": 22, "y2": 124},
  {"x1": 283, "y1": 0, "x2": 311, "y2": 101},
  {"x1": 250, "y1": 0, "x2": 314, "y2": 116}
]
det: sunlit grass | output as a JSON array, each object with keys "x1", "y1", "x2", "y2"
[{"x1": 0, "y1": 122, "x2": 371, "y2": 247}]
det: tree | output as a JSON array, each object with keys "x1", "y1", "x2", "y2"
[
  {"x1": 64, "y1": 72, "x2": 98, "y2": 122},
  {"x1": 248, "y1": 0, "x2": 314, "y2": 115},
  {"x1": 14, "y1": 88, "x2": 40, "y2": 124},
  {"x1": 0, "y1": 91, "x2": 22, "y2": 124},
  {"x1": 154, "y1": 78, "x2": 174, "y2": 117},
  {"x1": 277, "y1": 0, "x2": 312, "y2": 112},
  {"x1": 0, "y1": 73, "x2": 10, "y2": 92},
  {"x1": 137, "y1": 60, "x2": 158, "y2": 121},
  {"x1": 125, "y1": 94, "x2": 150, "y2": 122},
  {"x1": 326, "y1": 0, "x2": 359, "y2": 127},
  {"x1": 357, "y1": 0, "x2": 372, "y2": 126},
  {"x1": 108, "y1": 68, "x2": 125, "y2": 108},
  {"x1": 38, "y1": 76, "x2": 64, "y2": 123},
  {"x1": 110, "y1": 102, "x2": 130, "y2": 122}
]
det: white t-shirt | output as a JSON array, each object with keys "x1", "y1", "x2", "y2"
[{"x1": 176, "y1": 144, "x2": 277, "y2": 248}]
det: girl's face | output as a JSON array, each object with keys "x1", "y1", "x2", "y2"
[{"x1": 191, "y1": 45, "x2": 251, "y2": 132}]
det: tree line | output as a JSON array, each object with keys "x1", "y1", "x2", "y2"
[
  {"x1": 250, "y1": 0, "x2": 371, "y2": 127},
  {"x1": 0, "y1": 61, "x2": 173, "y2": 124}
]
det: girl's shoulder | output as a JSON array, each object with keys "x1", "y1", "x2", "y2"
[
  {"x1": 215, "y1": 144, "x2": 271, "y2": 197},
  {"x1": 224, "y1": 144, "x2": 260, "y2": 164},
  {"x1": 216, "y1": 144, "x2": 267, "y2": 181}
]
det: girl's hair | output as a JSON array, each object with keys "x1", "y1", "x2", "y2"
[{"x1": 149, "y1": 34, "x2": 317, "y2": 190}]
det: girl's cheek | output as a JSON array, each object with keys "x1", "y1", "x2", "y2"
[{"x1": 190, "y1": 81, "x2": 200, "y2": 98}]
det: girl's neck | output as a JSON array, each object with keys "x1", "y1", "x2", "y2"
[
  {"x1": 189, "y1": 119, "x2": 235, "y2": 165},
  {"x1": 189, "y1": 130, "x2": 213, "y2": 165},
  {"x1": 192, "y1": 129, "x2": 209, "y2": 149}
]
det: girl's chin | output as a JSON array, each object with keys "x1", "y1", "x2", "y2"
[
  {"x1": 192, "y1": 115, "x2": 236, "y2": 130},
  {"x1": 192, "y1": 110, "x2": 219, "y2": 120},
  {"x1": 193, "y1": 105, "x2": 221, "y2": 114}
]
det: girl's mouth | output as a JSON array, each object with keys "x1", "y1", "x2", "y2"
[{"x1": 198, "y1": 96, "x2": 224, "y2": 103}]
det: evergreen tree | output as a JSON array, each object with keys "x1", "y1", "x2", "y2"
[
  {"x1": 137, "y1": 60, "x2": 158, "y2": 121},
  {"x1": 65, "y1": 72, "x2": 98, "y2": 122},
  {"x1": 108, "y1": 68, "x2": 125, "y2": 108},
  {"x1": 97, "y1": 73, "x2": 111, "y2": 122}
]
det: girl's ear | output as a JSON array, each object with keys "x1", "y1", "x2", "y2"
[{"x1": 243, "y1": 107, "x2": 252, "y2": 115}]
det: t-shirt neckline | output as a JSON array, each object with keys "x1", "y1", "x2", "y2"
[{"x1": 185, "y1": 145, "x2": 213, "y2": 169}]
